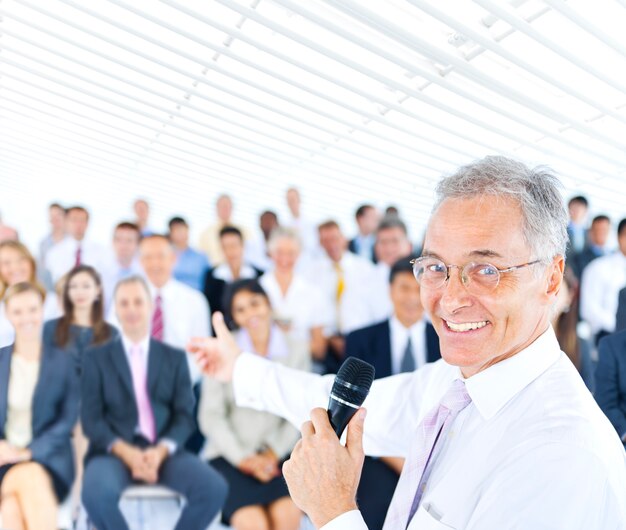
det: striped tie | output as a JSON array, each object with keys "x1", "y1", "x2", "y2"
[
  {"x1": 151, "y1": 294, "x2": 164, "y2": 341},
  {"x1": 382, "y1": 379, "x2": 472, "y2": 529}
]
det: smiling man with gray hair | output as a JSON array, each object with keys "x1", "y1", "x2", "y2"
[{"x1": 192, "y1": 156, "x2": 626, "y2": 530}]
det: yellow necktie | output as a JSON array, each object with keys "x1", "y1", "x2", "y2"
[{"x1": 334, "y1": 262, "x2": 345, "y2": 302}]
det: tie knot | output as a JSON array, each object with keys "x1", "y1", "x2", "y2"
[{"x1": 440, "y1": 379, "x2": 471, "y2": 413}]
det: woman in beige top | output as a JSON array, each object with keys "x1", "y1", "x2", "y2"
[
  {"x1": 199, "y1": 279, "x2": 310, "y2": 530},
  {"x1": 0, "y1": 283, "x2": 79, "y2": 530}
]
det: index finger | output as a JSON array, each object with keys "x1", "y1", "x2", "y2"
[{"x1": 309, "y1": 407, "x2": 336, "y2": 437}]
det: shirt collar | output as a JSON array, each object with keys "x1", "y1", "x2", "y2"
[
  {"x1": 463, "y1": 326, "x2": 561, "y2": 420},
  {"x1": 121, "y1": 332, "x2": 150, "y2": 356},
  {"x1": 390, "y1": 314, "x2": 424, "y2": 334}
]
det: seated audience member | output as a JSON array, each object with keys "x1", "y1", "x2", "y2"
[
  {"x1": 285, "y1": 187, "x2": 320, "y2": 264},
  {"x1": 348, "y1": 204, "x2": 379, "y2": 263},
  {"x1": 169, "y1": 216, "x2": 209, "y2": 292},
  {"x1": 203, "y1": 226, "x2": 263, "y2": 318},
  {"x1": 552, "y1": 267, "x2": 595, "y2": 392},
  {"x1": 38, "y1": 203, "x2": 66, "y2": 291},
  {"x1": 198, "y1": 194, "x2": 249, "y2": 265},
  {"x1": 247, "y1": 210, "x2": 280, "y2": 271},
  {"x1": 595, "y1": 330, "x2": 626, "y2": 448},
  {"x1": 260, "y1": 228, "x2": 330, "y2": 362},
  {"x1": 43, "y1": 265, "x2": 118, "y2": 370},
  {"x1": 110, "y1": 234, "x2": 210, "y2": 384},
  {"x1": 370, "y1": 218, "x2": 413, "y2": 321},
  {"x1": 81, "y1": 276, "x2": 227, "y2": 530},
  {"x1": 44, "y1": 206, "x2": 106, "y2": 283},
  {"x1": 199, "y1": 280, "x2": 307, "y2": 530},
  {"x1": 305, "y1": 221, "x2": 379, "y2": 371},
  {"x1": 570, "y1": 214, "x2": 610, "y2": 280},
  {"x1": 101, "y1": 222, "x2": 143, "y2": 312},
  {"x1": 0, "y1": 241, "x2": 60, "y2": 348},
  {"x1": 133, "y1": 198, "x2": 155, "y2": 237},
  {"x1": 581, "y1": 218, "x2": 626, "y2": 344},
  {"x1": 566, "y1": 195, "x2": 589, "y2": 258},
  {"x1": 0, "y1": 283, "x2": 79, "y2": 529},
  {"x1": 345, "y1": 256, "x2": 441, "y2": 530}
]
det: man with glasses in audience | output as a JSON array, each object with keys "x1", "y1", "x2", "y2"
[{"x1": 192, "y1": 156, "x2": 626, "y2": 530}]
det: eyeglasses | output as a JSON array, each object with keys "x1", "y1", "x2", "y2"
[{"x1": 410, "y1": 256, "x2": 542, "y2": 294}]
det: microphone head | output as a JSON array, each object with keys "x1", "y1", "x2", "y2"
[{"x1": 331, "y1": 357, "x2": 375, "y2": 407}]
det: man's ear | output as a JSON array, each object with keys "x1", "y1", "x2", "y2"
[{"x1": 546, "y1": 256, "x2": 565, "y2": 297}]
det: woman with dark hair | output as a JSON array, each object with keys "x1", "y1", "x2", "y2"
[
  {"x1": 0, "y1": 282, "x2": 79, "y2": 529},
  {"x1": 198, "y1": 279, "x2": 309, "y2": 530},
  {"x1": 43, "y1": 265, "x2": 117, "y2": 368}
]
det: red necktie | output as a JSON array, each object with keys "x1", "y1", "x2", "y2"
[
  {"x1": 74, "y1": 245, "x2": 82, "y2": 267},
  {"x1": 151, "y1": 294, "x2": 164, "y2": 341}
]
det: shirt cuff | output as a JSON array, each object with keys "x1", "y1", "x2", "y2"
[
  {"x1": 158, "y1": 438, "x2": 177, "y2": 455},
  {"x1": 233, "y1": 352, "x2": 273, "y2": 409},
  {"x1": 320, "y1": 510, "x2": 367, "y2": 530}
]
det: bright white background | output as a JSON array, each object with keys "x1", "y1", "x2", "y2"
[{"x1": 1, "y1": 0, "x2": 625, "y2": 252}]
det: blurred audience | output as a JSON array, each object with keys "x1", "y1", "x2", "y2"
[
  {"x1": 0, "y1": 241, "x2": 60, "y2": 348},
  {"x1": 198, "y1": 194, "x2": 249, "y2": 265},
  {"x1": 203, "y1": 226, "x2": 263, "y2": 319},
  {"x1": 44, "y1": 206, "x2": 105, "y2": 283},
  {"x1": 0, "y1": 212, "x2": 18, "y2": 243},
  {"x1": 199, "y1": 280, "x2": 306, "y2": 530},
  {"x1": 581, "y1": 218, "x2": 626, "y2": 344},
  {"x1": 133, "y1": 198, "x2": 154, "y2": 237},
  {"x1": 101, "y1": 222, "x2": 143, "y2": 312},
  {"x1": 285, "y1": 187, "x2": 319, "y2": 263},
  {"x1": 0, "y1": 282, "x2": 79, "y2": 530},
  {"x1": 169, "y1": 216, "x2": 209, "y2": 292},
  {"x1": 81, "y1": 276, "x2": 227, "y2": 530},
  {"x1": 248, "y1": 210, "x2": 280, "y2": 271},
  {"x1": 43, "y1": 265, "x2": 117, "y2": 371},
  {"x1": 570, "y1": 214, "x2": 610, "y2": 280},
  {"x1": 259, "y1": 227, "x2": 330, "y2": 361},
  {"x1": 348, "y1": 204, "x2": 380, "y2": 263},
  {"x1": 38, "y1": 203, "x2": 66, "y2": 290},
  {"x1": 567, "y1": 195, "x2": 589, "y2": 257},
  {"x1": 305, "y1": 220, "x2": 378, "y2": 371}
]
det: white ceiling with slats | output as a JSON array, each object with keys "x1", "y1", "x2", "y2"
[{"x1": 1, "y1": 0, "x2": 625, "y2": 250}]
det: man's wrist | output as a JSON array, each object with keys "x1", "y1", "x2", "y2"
[{"x1": 310, "y1": 502, "x2": 358, "y2": 530}]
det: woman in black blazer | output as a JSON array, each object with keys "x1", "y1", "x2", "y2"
[{"x1": 0, "y1": 282, "x2": 79, "y2": 530}]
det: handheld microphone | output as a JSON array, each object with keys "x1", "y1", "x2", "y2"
[{"x1": 327, "y1": 357, "x2": 375, "y2": 438}]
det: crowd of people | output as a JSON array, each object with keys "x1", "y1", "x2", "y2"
[{"x1": 0, "y1": 179, "x2": 624, "y2": 530}]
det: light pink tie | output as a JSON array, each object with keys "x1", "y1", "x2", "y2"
[
  {"x1": 151, "y1": 294, "x2": 164, "y2": 341},
  {"x1": 383, "y1": 379, "x2": 472, "y2": 529},
  {"x1": 129, "y1": 344, "x2": 156, "y2": 443}
]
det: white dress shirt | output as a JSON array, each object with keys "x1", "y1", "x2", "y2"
[
  {"x1": 233, "y1": 327, "x2": 626, "y2": 530},
  {"x1": 580, "y1": 251, "x2": 626, "y2": 335},
  {"x1": 108, "y1": 279, "x2": 210, "y2": 383},
  {"x1": 100, "y1": 255, "x2": 144, "y2": 313},
  {"x1": 44, "y1": 236, "x2": 107, "y2": 283},
  {"x1": 389, "y1": 315, "x2": 427, "y2": 375},
  {"x1": 212, "y1": 263, "x2": 258, "y2": 282},
  {"x1": 0, "y1": 294, "x2": 61, "y2": 348},
  {"x1": 304, "y1": 252, "x2": 379, "y2": 335},
  {"x1": 259, "y1": 272, "x2": 333, "y2": 342}
]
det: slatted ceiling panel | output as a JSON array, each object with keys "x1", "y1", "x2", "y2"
[{"x1": 1, "y1": 0, "x2": 626, "y2": 254}]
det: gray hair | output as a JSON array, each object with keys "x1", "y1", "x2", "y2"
[
  {"x1": 434, "y1": 156, "x2": 568, "y2": 261},
  {"x1": 268, "y1": 227, "x2": 302, "y2": 254},
  {"x1": 113, "y1": 275, "x2": 152, "y2": 301}
]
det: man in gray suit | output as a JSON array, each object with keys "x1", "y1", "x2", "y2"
[{"x1": 81, "y1": 276, "x2": 227, "y2": 530}]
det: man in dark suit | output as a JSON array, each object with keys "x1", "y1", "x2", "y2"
[
  {"x1": 348, "y1": 204, "x2": 379, "y2": 263},
  {"x1": 595, "y1": 330, "x2": 626, "y2": 447},
  {"x1": 81, "y1": 276, "x2": 227, "y2": 530},
  {"x1": 570, "y1": 214, "x2": 610, "y2": 280},
  {"x1": 345, "y1": 256, "x2": 441, "y2": 530},
  {"x1": 203, "y1": 226, "x2": 263, "y2": 319}
]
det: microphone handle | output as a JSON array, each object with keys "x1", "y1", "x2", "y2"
[{"x1": 327, "y1": 396, "x2": 360, "y2": 438}]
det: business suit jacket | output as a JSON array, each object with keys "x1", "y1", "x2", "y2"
[
  {"x1": 81, "y1": 338, "x2": 194, "y2": 461},
  {"x1": 202, "y1": 264, "x2": 263, "y2": 319},
  {"x1": 570, "y1": 246, "x2": 603, "y2": 280},
  {"x1": 615, "y1": 287, "x2": 626, "y2": 334},
  {"x1": 348, "y1": 238, "x2": 377, "y2": 263},
  {"x1": 0, "y1": 344, "x2": 79, "y2": 492},
  {"x1": 345, "y1": 319, "x2": 441, "y2": 379},
  {"x1": 596, "y1": 330, "x2": 626, "y2": 441}
]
